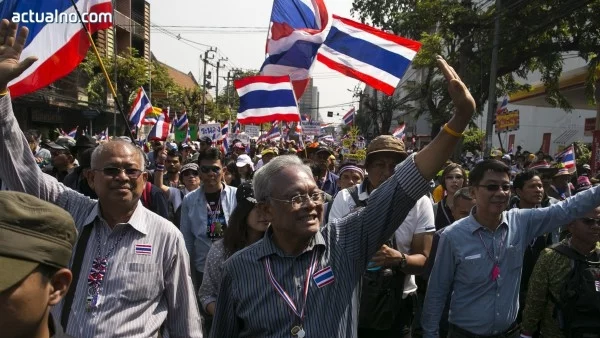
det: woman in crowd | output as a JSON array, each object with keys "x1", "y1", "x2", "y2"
[
  {"x1": 198, "y1": 182, "x2": 269, "y2": 332},
  {"x1": 224, "y1": 160, "x2": 241, "y2": 187},
  {"x1": 236, "y1": 154, "x2": 255, "y2": 184},
  {"x1": 434, "y1": 163, "x2": 467, "y2": 230}
]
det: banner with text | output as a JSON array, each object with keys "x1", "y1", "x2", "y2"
[
  {"x1": 244, "y1": 125, "x2": 260, "y2": 138},
  {"x1": 301, "y1": 121, "x2": 321, "y2": 136},
  {"x1": 495, "y1": 109, "x2": 520, "y2": 133},
  {"x1": 198, "y1": 124, "x2": 221, "y2": 141}
]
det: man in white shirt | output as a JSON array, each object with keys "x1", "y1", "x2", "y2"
[{"x1": 329, "y1": 135, "x2": 434, "y2": 338}]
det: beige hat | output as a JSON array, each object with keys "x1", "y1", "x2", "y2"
[{"x1": 366, "y1": 135, "x2": 406, "y2": 158}]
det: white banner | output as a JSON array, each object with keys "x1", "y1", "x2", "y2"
[
  {"x1": 244, "y1": 125, "x2": 260, "y2": 138},
  {"x1": 301, "y1": 121, "x2": 321, "y2": 136},
  {"x1": 198, "y1": 123, "x2": 221, "y2": 141},
  {"x1": 228, "y1": 133, "x2": 251, "y2": 145}
]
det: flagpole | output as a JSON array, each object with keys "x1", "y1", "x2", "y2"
[{"x1": 69, "y1": 0, "x2": 135, "y2": 142}]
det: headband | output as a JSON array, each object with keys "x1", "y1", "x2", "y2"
[{"x1": 338, "y1": 165, "x2": 364, "y2": 177}]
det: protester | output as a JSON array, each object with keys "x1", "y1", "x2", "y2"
[
  {"x1": 422, "y1": 159, "x2": 600, "y2": 338},
  {"x1": 235, "y1": 154, "x2": 254, "y2": 184},
  {"x1": 336, "y1": 162, "x2": 365, "y2": 190},
  {"x1": 209, "y1": 55, "x2": 476, "y2": 337},
  {"x1": 0, "y1": 191, "x2": 77, "y2": 338},
  {"x1": 0, "y1": 20, "x2": 202, "y2": 337},
  {"x1": 433, "y1": 163, "x2": 467, "y2": 230},
  {"x1": 25, "y1": 129, "x2": 51, "y2": 168}
]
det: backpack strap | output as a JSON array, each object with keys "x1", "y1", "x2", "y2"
[
  {"x1": 141, "y1": 182, "x2": 152, "y2": 208},
  {"x1": 347, "y1": 184, "x2": 367, "y2": 208},
  {"x1": 550, "y1": 242, "x2": 587, "y2": 262}
]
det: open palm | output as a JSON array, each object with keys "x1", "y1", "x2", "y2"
[
  {"x1": 436, "y1": 56, "x2": 476, "y2": 122},
  {"x1": 0, "y1": 19, "x2": 38, "y2": 90}
]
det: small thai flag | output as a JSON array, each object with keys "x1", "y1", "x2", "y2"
[
  {"x1": 135, "y1": 244, "x2": 152, "y2": 256},
  {"x1": 313, "y1": 266, "x2": 335, "y2": 288},
  {"x1": 343, "y1": 107, "x2": 355, "y2": 126}
]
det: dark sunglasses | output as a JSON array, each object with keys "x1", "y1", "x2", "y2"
[
  {"x1": 580, "y1": 218, "x2": 600, "y2": 226},
  {"x1": 182, "y1": 170, "x2": 199, "y2": 177},
  {"x1": 96, "y1": 167, "x2": 143, "y2": 179},
  {"x1": 200, "y1": 165, "x2": 221, "y2": 174},
  {"x1": 477, "y1": 184, "x2": 511, "y2": 192}
]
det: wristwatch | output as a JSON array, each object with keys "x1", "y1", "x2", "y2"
[{"x1": 399, "y1": 252, "x2": 408, "y2": 269}]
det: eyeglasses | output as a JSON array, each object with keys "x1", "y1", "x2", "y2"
[
  {"x1": 96, "y1": 167, "x2": 143, "y2": 179},
  {"x1": 182, "y1": 170, "x2": 199, "y2": 177},
  {"x1": 580, "y1": 218, "x2": 600, "y2": 226},
  {"x1": 200, "y1": 165, "x2": 221, "y2": 174},
  {"x1": 477, "y1": 184, "x2": 511, "y2": 192},
  {"x1": 445, "y1": 175, "x2": 464, "y2": 180},
  {"x1": 270, "y1": 191, "x2": 325, "y2": 209}
]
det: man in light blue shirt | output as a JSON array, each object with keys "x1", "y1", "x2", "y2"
[{"x1": 422, "y1": 159, "x2": 600, "y2": 338}]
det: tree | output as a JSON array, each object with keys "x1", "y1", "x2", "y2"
[
  {"x1": 463, "y1": 128, "x2": 486, "y2": 153},
  {"x1": 352, "y1": 0, "x2": 600, "y2": 133}
]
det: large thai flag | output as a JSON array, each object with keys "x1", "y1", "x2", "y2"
[
  {"x1": 235, "y1": 75, "x2": 300, "y2": 124},
  {"x1": 3, "y1": 0, "x2": 112, "y2": 97},
  {"x1": 128, "y1": 87, "x2": 153, "y2": 128},
  {"x1": 147, "y1": 121, "x2": 171, "y2": 141},
  {"x1": 555, "y1": 145, "x2": 576, "y2": 169},
  {"x1": 317, "y1": 15, "x2": 422, "y2": 96},
  {"x1": 261, "y1": 0, "x2": 328, "y2": 99},
  {"x1": 343, "y1": 107, "x2": 355, "y2": 126}
]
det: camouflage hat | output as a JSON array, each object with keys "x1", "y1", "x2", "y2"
[
  {"x1": 0, "y1": 191, "x2": 77, "y2": 292},
  {"x1": 366, "y1": 135, "x2": 406, "y2": 158}
]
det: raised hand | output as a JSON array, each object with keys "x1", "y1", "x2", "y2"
[
  {"x1": 0, "y1": 19, "x2": 38, "y2": 91},
  {"x1": 436, "y1": 55, "x2": 476, "y2": 123}
]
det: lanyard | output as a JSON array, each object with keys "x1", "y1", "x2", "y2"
[
  {"x1": 263, "y1": 250, "x2": 318, "y2": 321},
  {"x1": 477, "y1": 227, "x2": 507, "y2": 264}
]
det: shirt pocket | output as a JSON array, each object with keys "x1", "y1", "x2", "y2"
[
  {"x1": 457, "y1": 257, "x2": 489, "y2": 285},
  {"x1": 120, "y1": 262, "x2": 161, "y2": 302},
  {"x1": 504, "y1": 245, "x2": 523, "y2": 271}
]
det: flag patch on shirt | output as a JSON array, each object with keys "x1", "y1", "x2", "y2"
[
  {"x1": 595, "y1": 280, "x2": 600, "y2": 292},
  {"x1": 313, "y1": 266, "x2": 334, "y2": 288},
  {"x1": 135, "y1": 244, "x2": 152, "y2": 255}
]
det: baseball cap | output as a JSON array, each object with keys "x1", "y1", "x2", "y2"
[
  {"x1": 180, "y1": 162, "x2": 199, "y2": 174},
  {"x1": 236, "y1": 154, "x2": 254, "y2": 170},
  {"x1": 233, "y1": 142, "x2": 245, "y2": 149},
  {"x1": 583, "y1": 164, "x2": 591, "y2": 170},
  {"x1": 261, "y1": 147, "x2": 278, "y2": 156},
  {"x1": 366, "y1": 135, "x2": 406, "y2": 158},
  {"x1": 0, "y1": 191, "x2": 77, "y2": 292}
]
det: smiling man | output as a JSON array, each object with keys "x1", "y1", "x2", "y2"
[
  {"x1": 422, "y1": 160, "x2": 600, "y2": 338},
  {"x1": 0, "y1": 20, "x2": 201, "y2": 337}
]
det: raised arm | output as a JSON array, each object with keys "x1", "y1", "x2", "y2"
[{"x1": 153, "y1": 148, "x2": 171, "y2": 197}]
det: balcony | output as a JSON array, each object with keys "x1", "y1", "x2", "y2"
[{"x1": 114, "y1": 10, "x2": 145, "y2": 38}]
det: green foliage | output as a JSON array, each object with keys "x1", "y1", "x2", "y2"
[
  {"x1": 351, "y1": 0, "x2": 600, "y2": 123},
  {"x1": 573, "y1": 141, "x2": 591, "y2": 166},
  {"x1": 463, "y1": 128, "x2": 485, "y2": 153}
]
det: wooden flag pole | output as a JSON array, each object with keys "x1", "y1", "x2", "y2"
[{"x1": 69, "y1": 0, "x2": 135, "y2": 141}]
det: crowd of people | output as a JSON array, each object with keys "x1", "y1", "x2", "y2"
[{"x1": 1, "y1": 20, "x2": 599, "y2": 338}]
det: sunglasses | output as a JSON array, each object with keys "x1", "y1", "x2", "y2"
[
  {"x1": 200, "y1": 165, "x2": 221, "y2": 174},
  {"x1": 182, "y1": 170, "x2": 199, "y2": 177},
  {"x1": 97, "y1": 167, "x2": 143, "y2": 179},
  {"x1": 477, "y1": 184, "x2": 511, "y2": 192},
  {"x1": 580, "y1": 218, "x2": 600, "y2": 226}
]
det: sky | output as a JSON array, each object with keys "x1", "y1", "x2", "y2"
[{"x1": 148, "y1": 0, "x2": 361, "y2": 125}]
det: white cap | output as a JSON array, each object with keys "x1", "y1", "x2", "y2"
[{"x1": 236, "y1": 154, "x2": 254, "y2": 170}]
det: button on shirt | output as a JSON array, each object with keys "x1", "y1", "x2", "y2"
[
  {"x1": 0, "y1": 94, "x2": 202, "y2": 338},
  {"x1": 421, "y1": 186, "x2": 600, "y2": 337},
  {"x1": 210, "y1": 154, "x2": 430, "y2": 338}
]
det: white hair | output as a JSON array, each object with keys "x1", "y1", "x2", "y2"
[
  {"x1": 253, "y1": 155, "x2": 313, "y2": 202},
  {"x1": 90, "y1": 140, "x2": 145, "y2": 169}
]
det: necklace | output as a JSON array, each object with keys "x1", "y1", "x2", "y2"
[{"x1": 86, "y1": 226, "x2": 127, "y2": 311}]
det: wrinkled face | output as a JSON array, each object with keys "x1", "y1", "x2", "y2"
[
  {"x1": 165, "y1": 155, "x2": 181, "y2": 173},
  {"x1": 569, "y1": 206, "x2": 600, "y2": 245},
  {"x1": 262, "y1": 167, "x2": 323, "y2": 239},
  {"x1": 88, "y1": 146, "x2": 147, "y2": 209},
  {"x1": 0, "y1": 269, "x2": 49, "y2": 338},
  {"x1": 181, "y1": 169, "x2": 200, "y2": 190},
  {"x1": 338, "y1": 170, "x2": 363, "y2": 190},
  {"x1": 247, "y1": 206, "x2": 270, "y2": 234},
  {"x1": 199, "y1": 159, "x2": 223, "y2": 189},
  {"x1": 516, "y1": 176, "x2": 544, "y2": 206},
  {"x1": 444, "y1": 168, "x2": 465, "y2": 194},
  {"x1": 452, "y1": 197, "x2": 476, "y2": 221},
  {"x1": 366, "y1": 152, "x2": 405, "y2": 189},
  {"x1": 471, "y1": 171, "x2": 511, "y2": 217}
]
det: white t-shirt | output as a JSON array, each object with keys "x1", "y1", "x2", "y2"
[{"x1": 329, "y1": 182, "x2": 435, "y2": 296}]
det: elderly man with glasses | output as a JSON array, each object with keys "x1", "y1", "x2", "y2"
[
  {"x1": 0, "y1": 21, "x2": 201, "y2": 338},
  {"x1": 422, "y1": 159, "x2": 600, "y2": 338}
]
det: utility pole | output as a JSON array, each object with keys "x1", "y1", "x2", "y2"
[
  {"x1": 201, "y1": 47, "x2": 217, "y2": 124},
  {"x1": 215, "y1": 57, "x2": 228, "y2": 115},
  {"x1": 484, "y1": 0, "x2": 501, "y2": 155}
]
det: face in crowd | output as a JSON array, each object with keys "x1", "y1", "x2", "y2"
[
  {"x1": 469, "y1": 161, "x2": 511, "y2": 217},
  {"x1": 338, "y1": 169, "x2": 363, "y2": 190},
  {"x1": 365, "y1": 152, "x2": 405, "y2": 189}
]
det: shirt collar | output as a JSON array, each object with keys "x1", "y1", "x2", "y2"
[
  {"x1": 82, "y1": 201, "x2": 149, "y2": 235},
  {"x1": 465, "y1": 207, "x2": 509, "y2": 234},
  {"x1": 257, "y1": 226, "x2": 326, "y2": 260}
]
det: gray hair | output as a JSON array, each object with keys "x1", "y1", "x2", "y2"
[
  {"x1": 91, "y1": 140, "x2": 146, "y2": 169},
  {"x1": 453, "y1": 187, "x2": 473, "y2": 201},
  {"x1": 253, "y1": 155, "x2": 313, "y2": 202}
]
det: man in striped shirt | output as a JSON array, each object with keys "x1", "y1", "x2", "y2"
[
  {"x1": 0, "y1": 21, "x2": 202, "y2": 338},
  {"x1": 210, "y1": 56, "x2": 476, "y2": 337}
]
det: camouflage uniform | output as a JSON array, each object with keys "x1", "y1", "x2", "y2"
[{"x1": 521, "y1": 240, "x2": 600, "y2": 338}]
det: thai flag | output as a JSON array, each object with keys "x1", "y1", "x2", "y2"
[
  {"x1": 317, "y1": 15, "x2": 422, "y2": 96},
  {"x1": 235, "y1": 75, "x2": 300, "y2": 124},
  {"x1": 175, "y1": 111, "x2": 189, "y2": 131},
  {"x1": 142, "y1": 107, "x2": 163, "y2": 125},
  {"x1": 555, "y1": 145, "x2": 576, "y2": 169},
  {"x1": 313, "y1": 266, "x2": 334, "y2": 288},
  {"x1": 343, "y1": 107, "x2": 355, "y2": 126},
  {"x1": 66, "y1": 127, "x2": 78, "y2": 138},
  {"x1": 393, "y1": 122, "x2": 406, "y2": 140},
  {"x1": 266, "y1": 125, "x2": 281, "y2": 140},
  {"x1": 221, "y1": 120, "x2": 229, "y2": 151},
  {"x1": 261, "y1": 0, "x2": 329, "y2": 99},
  {"x1": 497, "y1": 96, "x2": 509, "y2": 113},
  {"x1": 184, "y1": 127, "x2": 191, "y2": 143},
  {"x1": 161, "y1": 107, "x2": 171, "y2": 123},
  {"x1": 147, "y1": 121, "x2": 171, "y2": 141},
  {"x1": 97, "y1": 127, "x2": 108, "y2": 141},
  {"x1": 3, "y1": 0, "x2": 113, "y2": 98},
  {"x1": 233, "y1": 121, "x2": 241, "y2": 134},
  {"x1": 128, "y1": 87, "x2": 153, "y2": 128},
  {"x1": 134, "y1": 244, "x2": 152, "y2": 256}
]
